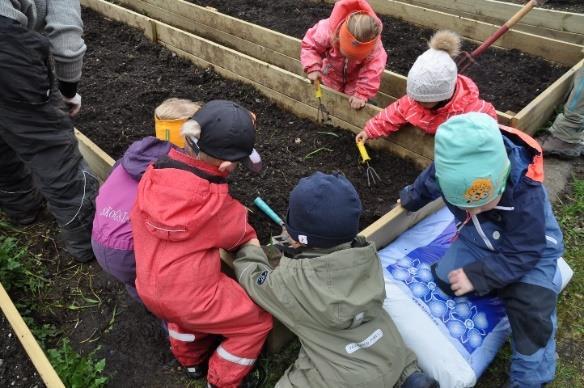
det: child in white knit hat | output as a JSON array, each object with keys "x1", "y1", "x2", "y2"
[{"x1": 356, "y1": 30, "x2": 497, "y2": 142}]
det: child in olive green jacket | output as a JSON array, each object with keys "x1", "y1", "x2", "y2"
[{"x1": 234, "y1": 172, "x2": 437, "y2": 388}]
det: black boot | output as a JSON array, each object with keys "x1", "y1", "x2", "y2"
[
  {"x1": 401, "y1": 371, "x2": 439, "y2": 388},
  {"x1": 239, "y1": 364, "x2": 267, "y2": 388},
  {"x1": 185, "y1": 363, "x2": 208, "y2": 380}
]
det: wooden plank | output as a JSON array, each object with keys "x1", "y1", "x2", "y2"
[
  {"x1": 405, "y1": 0, "x2": 584, "y2": 45},
  {"x1": 0, "y1": 283, "x2": 65, "y2": 388},
  {"x1": 80, "y1": 0, "x2": 154, "y2": 34},
  {"x1": 403, "y1": 0, "x2": 584, "y2": 38},
  {"x1": 75, "y1": 129, "x2": 115, "y2": 181},
  {"x1": 332, "y1": 0, "x2": 582, "y2": 66},
  {"x1": 360, "y1": 199, "x2": 444, "y2": 249},
  {"x1": 512, "y1": 58, "x2": 584, "y2": 134}
]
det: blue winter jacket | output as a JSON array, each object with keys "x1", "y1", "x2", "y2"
[{"x1": 400, "y1": 128, "x2": 564, "y2": 295}]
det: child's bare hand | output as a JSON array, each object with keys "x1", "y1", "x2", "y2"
[
  {"x1": 448, "y1": 268, "x2": 474, "y2": 296},
  {"x1": 245, "y1": 238, "x2": 261, "y2": 247},
  {"x1": 349, "y1": 96, "x2": 367, "y2": 110},
  {"x1": 355, "y1": 131, "x2": 369, "y2": 143},
  {"x1": 307, "y1": 71, "x2": 321, "y2": 82}
]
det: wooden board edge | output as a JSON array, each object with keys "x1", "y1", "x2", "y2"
[
  {"x1": 404, "y1": 0, "x2": 584, "y2": 37},
  {"x1": 512, "y1": 58, "x2": 584, "y2": 134},
  {"x1": 360, "y1": 199, "x2": 445, "y2": 249},
  {"x1": 0, "y1": 283, "x2": 65, "y2": 388},
  {"x1": 75, "y1": 129, "x2": 115, "y2": 181}
]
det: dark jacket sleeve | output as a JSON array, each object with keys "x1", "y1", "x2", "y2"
[
  {"x1": 399, "y1": 163, "x2": 442, "y2": 212},
  {"x1": 464, "y1": 183, "x2": 548, "y2": 295}
]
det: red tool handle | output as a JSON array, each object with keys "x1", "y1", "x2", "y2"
[{"x1": 459, "y1": 0, "x2": 546, "y2": 73}]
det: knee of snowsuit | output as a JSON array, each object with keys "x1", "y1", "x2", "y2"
[{"x1": 0, "y1": 16, "x2": 97, "y2": 243}]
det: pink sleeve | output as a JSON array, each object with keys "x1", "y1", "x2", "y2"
[
  {"x1": 353, "y1": 44, "x2": 387, "y2": 100},
  {"x1": 364, "y1": 96, "x2": 411, "y2": 138},
  {"x1": 300, "y1": 19, "x2": 332, "y2": 74}
]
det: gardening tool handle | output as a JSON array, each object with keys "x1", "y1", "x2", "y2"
[
  {"x1": 314, "y1": 78, "x2": 322, "y2": 98},
  {"x1": 254, "y1": 197, "x2": 284, "y2": 225},
  {"x1": 459, "y1": 0, "x2": 544, "y2": 73},
  {"x1": 356, "y1": 140, "x2": 371, "y2": 163}
]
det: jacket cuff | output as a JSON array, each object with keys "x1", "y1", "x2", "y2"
[
  {"x1": 58, "y1": 81, "x2": 78, "y2": 98},
  {"x1": 55, "y1": 60, "x2": 83, "y2": 83},
  {"x1": 304, "y1": 63, "x2": 322, "y2": 74},
  {"x1": 399, "y1": 185, "x2": 424, "y2": 212},
  {"x1": 463, "y1": 261, "x2": 491, "y2": 296}
]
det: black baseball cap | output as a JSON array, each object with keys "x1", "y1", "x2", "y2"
[{"x1": 194, "y1": 100, "x2": 256, "y2": 162}]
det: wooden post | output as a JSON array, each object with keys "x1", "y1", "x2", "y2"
[{"x1": 0, "y1": 283, "x2": 65, "y2": 388}]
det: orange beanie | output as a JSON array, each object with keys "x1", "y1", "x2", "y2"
[{"x1": 338, "y1": 12, "x2": 378, "y2": 60}]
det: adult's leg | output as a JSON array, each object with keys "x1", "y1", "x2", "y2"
[
  {"x1": 0, "y1": 18, "x2": 97, "y2": 261},
  {"x1": 541, "y1": 66, "x2": 584, "y2": 158},
  {"x1": 0, "y1": 136, "x2": 44, "y2": 224}
]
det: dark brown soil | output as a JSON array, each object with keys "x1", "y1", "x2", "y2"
[
  {"x1": 77, "y1": 7, "x2": 421, "y2": 244},
  {"x1": 0, "y1": 315, "x2": 44, "y2": 388},
  {"x1": 186, "y1": 0, "x2": 570, "y2": 113},
  {"x1": 502, "y1": 0, "x2": 584, "y2": 13}
]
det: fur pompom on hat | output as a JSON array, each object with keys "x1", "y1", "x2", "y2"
[{"x1": 406, "y1": 30, "x2": 462, "y2": 103}]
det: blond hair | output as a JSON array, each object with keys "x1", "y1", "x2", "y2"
[
  {"x1": 429, "y1": 30, "x2": 461, "y2": 58},
  {"x1": 347, "y1": 13, "x2": 379, "y2": 42},
  {"x1": 154, "y1": 98, "x2": 202, "y2": 120}
]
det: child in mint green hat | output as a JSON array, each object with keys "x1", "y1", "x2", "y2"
[{"x1": 399, "y1": 112, "x2": 564, "y2": 387}]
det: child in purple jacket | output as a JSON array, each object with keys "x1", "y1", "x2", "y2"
[{"x1": 91, "y1": 99, "x2": 201, "y2": 301}]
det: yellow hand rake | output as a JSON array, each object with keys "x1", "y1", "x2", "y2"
[
  {"x1": 356, "y1": 140, "x2": 381, "y2": 187},
  {"x1": 314, "y1": 79, "x2": 330, "y2": 124}
]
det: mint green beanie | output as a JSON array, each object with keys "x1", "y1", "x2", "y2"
[{"x1": 435, "y1": 112, "x2": 510, "y2": 208}]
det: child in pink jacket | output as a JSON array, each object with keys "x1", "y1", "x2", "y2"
[
  {"x1": 356, "y1": 30, "x2": 497, "y2": 141},
  {"x1": 301, "y1": 0, "x2": 387, "y2": 110}
]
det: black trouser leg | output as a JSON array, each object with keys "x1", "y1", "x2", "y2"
[
  {"x1": 0, "y1": 17, "x2": 97, "y2": 261},
  {"x1": 0, "y1": 136, "x2": 44, "y2": 222}
]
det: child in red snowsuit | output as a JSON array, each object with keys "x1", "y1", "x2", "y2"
[
  {"x1": 131, "y1": 100, "x2": 272, "y2": 388},
  {"x1": 300, "y1": 0, "x2": 387, "y2": 110},
  {"x1": 356, "y1": 30, "x2": 497, "y2": 142}
]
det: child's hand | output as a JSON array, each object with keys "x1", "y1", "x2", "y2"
[
  {"x1": 355, "y1": 131, "x2": 369, "y2": 143},
  {"x1": 307, "y1": 71, "x2": 321, "y2": 82},
  {"x1": 448, "y1": 268, "x2": 474, "y2": 296},
  {"x1": 349, "y1": 96, "x2": 366, "y2": 110},
  {"x1": 245, "y1": 238, "x2": 261, "y2": 247}
]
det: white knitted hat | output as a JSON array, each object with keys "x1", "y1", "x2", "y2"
[{"x1": 406, "y1": 30, "x2": 462, "y2": 103}]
